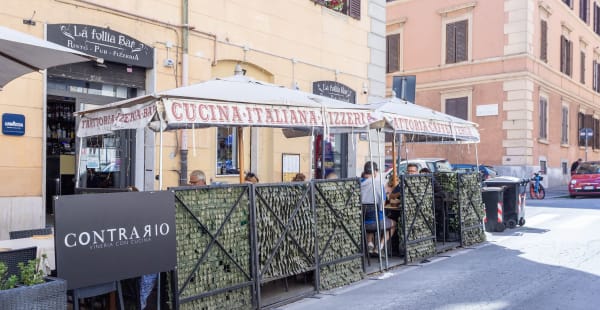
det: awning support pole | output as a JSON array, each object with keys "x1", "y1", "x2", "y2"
[
  {"x1": 75, "y1": 136, "x2": 84, "y2": 188},
  {"x1": 367, "y1": 129, "x2": 383, "y2": 271},
  {"x1": 159, "y1": 124, "x2": 164, "y2": 190}
]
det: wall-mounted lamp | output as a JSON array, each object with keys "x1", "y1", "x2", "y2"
[
  {"x1": 362, "y1": 82, "x2": 368, "y2": 95},
  {"x1": 234, "y1": 63, "x2": 246, "y2": 76}
]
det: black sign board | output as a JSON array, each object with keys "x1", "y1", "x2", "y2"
[
  {"x1": 54, "y1": 191, "x2": 176, "y2": 289},
  {"x1": 312, "y1": 80, "x2": 356, "y2": 103},
  {"x1": 47, "y1": 24, "x2": 154, "y2": 68}
]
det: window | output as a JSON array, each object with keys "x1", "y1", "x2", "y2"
[
  {"x1": 560, "y1": 36, "x2": 572, "y2": 76},
  {"x1": 445, "y1": 97, "x2": 468, "y2": 120},
  {"x1": 540, "y1": 20, "x2": 548, "y2": 62},
  {"x1": 539, "y1": 97, "x2": 548, "y2": 139},
  {"x1": 540, "y1": 160, "x2": 547, "y2": 174},
  {"x1": 581, "y1": 51, "x2": 586, "y2": 84},
  {"x1": 595, "y1": 3, "x2": 600, "y2": 35},
  {"x1": 446, "y1": 20, "x2": 468, "y2": 64},
  {"x1": 588, "y1": 118, "x2": 600, "y2": 150},
  {"x1": 562, "y1": 0, "x2": 573, "y2": 8},
  {"x1": 594, "y1": 60, "x2": 600, "y2": 92},
  {"x1": 386, "y1": 34, "x2": 400, "y2": 73},
  {"x1": 312, "y1": 0, "x2": 361, "y2": 19},
  {"x1": 562, "y1": 161, "x2": 568, "y2": 175},
  {"x1": 578, "y1": 112, "x2": 585, "y2": 146},
  {"x1": 561, "y1": 107, "x2": 569, "y2": 144},
  {"x1": 580, "y1": 0, "x2": 590, "y2": 23},
  {"x1": 578, "y1": 112, "x2": 594, "y2": 146},
  {"x1": 216, "y1": 128, "x2": 239, "y2": 175}
]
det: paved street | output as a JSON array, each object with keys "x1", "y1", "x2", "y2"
[{"x1": 283, "y1": 193, "x2": 600, "y2": 310}]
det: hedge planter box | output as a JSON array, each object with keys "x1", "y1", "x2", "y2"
[{"x1": 0, "y1": 277, "x2": 67, "y2": 310}]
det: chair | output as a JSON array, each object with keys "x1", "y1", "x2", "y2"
[
  {"x1": 0, "y1": 246, "x2": 37, "y2": 277},
  {"x1": 9, "y1": 227, "x2": 52, "y2": 240}
]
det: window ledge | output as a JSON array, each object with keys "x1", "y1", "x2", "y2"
[
  {"x1": 560, "y1": 143, "x2": 570, "y2": 148},
  {"x1": 538, "y1": 138, "x2": 550, "y2": 144},
  {"x1": 437, "y1": 1, "x2": 477, "y2": 16}
]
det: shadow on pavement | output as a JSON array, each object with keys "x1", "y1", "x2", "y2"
[{"x1": 282, "y1": 243, "x2": 600, "y2": 310}]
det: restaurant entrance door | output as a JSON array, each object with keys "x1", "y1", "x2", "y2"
[{"x1": 45, "y1": 62, "x2": 145, "y2": 214}]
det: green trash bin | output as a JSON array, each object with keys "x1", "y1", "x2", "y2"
[{"x1": 482, "y1": 187, "x2": 505, "y2": 232}]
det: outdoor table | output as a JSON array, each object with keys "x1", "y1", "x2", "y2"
[{"x1": 0, "y1": 235, "x2": 55, "y2": 274}]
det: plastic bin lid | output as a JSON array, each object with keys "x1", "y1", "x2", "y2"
[
  {"x1": 484, "y1": 176, "x2": 522, "y2": 184},
  {"x1": 481, "y1": 186, "x2": 504, "y2": 192}
]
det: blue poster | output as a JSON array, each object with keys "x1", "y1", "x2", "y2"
[{"x1": 2, "y1": 113, "x2": 25, "y2": 136}]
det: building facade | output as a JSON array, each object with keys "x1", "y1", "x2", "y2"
[
  {"x1": 0, "y1": 0, "x2": 386, "y2": 239},
  {"x1": 386, "y1": 0, "x2": 600, "y2": 186}
]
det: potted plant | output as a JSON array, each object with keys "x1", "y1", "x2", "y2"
[{"x1": 0, "y1": 255, "x2": 67, "y2": 310}]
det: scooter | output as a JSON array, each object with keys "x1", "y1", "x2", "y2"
[{"x1": 529, "y1": 171, "x2": 545, "y2": 199}]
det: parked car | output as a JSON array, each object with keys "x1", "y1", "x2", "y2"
[
  {"x1": 452, "y1": 164, "x2": 498, "y2": 180},
  {"x1": 569, "y1": 161, "x2": 600, "y2": 198},
  {"x1": 385, "y1": 158, "x2": 453, "y2": 180}
]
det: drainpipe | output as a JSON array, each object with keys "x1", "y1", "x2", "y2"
[{"x1": 179, "y1": 0, "x2": 190, "y2": 185}]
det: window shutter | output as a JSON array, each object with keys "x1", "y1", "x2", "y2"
[
  {"x1": 446, "y1": 24, "x2": 456, "y2": 64},
  {"x1": 386, "y1": 34, "x2": 400, "y2": 73},
  {"x1": 455, "y1": 20, "x2": 468, "y2": 62},
  {"x1": 594, "y1": 118, "x2": 600, "y2": 149},
  {"x1": 581, "y1": 51, "x2": 586, "y2": 84},
  {"x1": 541, "y1": 20, "x2": 547, "y2": 62},
  {"x1": 581, "y1": 0, "x2": 589, "y2": 22},
  {"x1": 539, "y1": 98, "x2": 548, "y2": 139},
  {"x1": 348, "y1": 0, "x2": 361, "y2": 20},
  {"x1": 596, "y1": 62, "x2": 600, "y2": 91},
  {"x1": 595, "y1": 4, "x2": 599, "y2": 33},
  {"x1": 594, "y1": 60, "x2": 598, "y2": 91},
  {"x1": 445, "y1": 97, "x2": 468, "y2": 120},
  {"x1": 565, "y1": 39, "x2": 573, "y2": 76},
  {"x1": 560, "y1": 37, "x2": 565, "y2": 73},
  {"x1": 562, "y1": 107, "x2": 569, "y2": 144}
]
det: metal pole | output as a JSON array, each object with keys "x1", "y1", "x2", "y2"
[
  {"x1": 309, "y1": 127, "x2": 315, "y2": 179},
  {"x1": 376, "y1": 129, "x2": 389, "y2": 268},
  {"x1": 159, "y1": 125, "x2": 164, "y2": 190},
  {"x1": 75, "y1": 136, "x2": 84, "y2": 188},
  {"x1": 585, "y1": 134, "x2": 588, "y2": 162},
  {"x1": 311, "y1": 181, "x2": 320, "y2": 292},
  {"x1": 367, "y1": 129, "x2": 383, "y2": 271},
  {"x1": 238, "y1": 127, "x2": 244, "y2": 184}
]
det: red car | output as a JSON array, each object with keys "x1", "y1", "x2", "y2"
[{"x1": 569, "y1": 161, "x2": 600, "y2": 198}]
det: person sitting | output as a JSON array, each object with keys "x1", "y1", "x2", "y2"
[
  {"x1": 189, "y1": 170, "x2": 207, "y2": 186},
  {"x1": 292, "y1": 173, "x2": 306, "y2": 182},
  {"x1": 244, "y1": 172, "x2": 259, "y2": 183},
  {"x1": 361, "y1": 161, "x2": 396, "y2": 255},
  {"x1": 388, "y1": 163, "x2": 419, "y2": 203}
]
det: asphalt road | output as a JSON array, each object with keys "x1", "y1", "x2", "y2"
[{"x1": 283, "y1": 196, "x2": 600, "y2": 310}]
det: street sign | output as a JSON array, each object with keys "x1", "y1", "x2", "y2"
[{"x1": 579, "y1": 128, "x2": 593, "y2": 137}]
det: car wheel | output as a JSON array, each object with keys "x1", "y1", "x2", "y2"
[
  {"x1": 569, "y1": 195, "x2": 577, "y2": 199},
  {"x1": 518, "y1": 218, "x2": 525, "y2": 226},
  {"x1": 495, "y1": 222, "x2": 505, "y2": 232}
]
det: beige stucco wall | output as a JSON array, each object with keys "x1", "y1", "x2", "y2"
[{"x1": 0, "y1": 0, "x2": 374, "y2": 237}]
